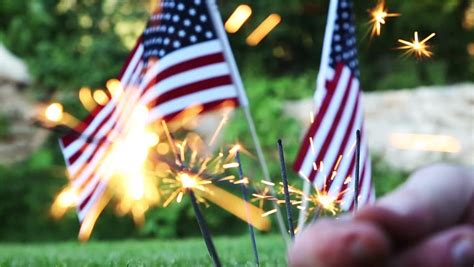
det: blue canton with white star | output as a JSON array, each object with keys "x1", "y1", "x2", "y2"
[
  {"x1": 329, "y1": 0, "x2": 359, "y2": 77},
  {"x1": 143, "y1": 0, "x2": 216, "y2": 60}
]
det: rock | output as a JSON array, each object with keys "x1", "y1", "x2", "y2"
[
  {"x1": 0, "y1": 44, "x2": 30, "y2": 85},
  {"x1": 0, "y1": 44, "x2": 48, "y2": 165},
  {"x1": 284, "y1": 84, "x2": 474, "y2": 171}
]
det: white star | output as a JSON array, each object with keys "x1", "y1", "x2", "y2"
[
  {"x1": 164, "y1": 13, "x2": 171, "y2": 20},
  {"x1": 200, "y1": 15, "x2": 207, "y2": 22},
  {"x1": 335, "y1": 45, "x2": 341, "y2": 52},
  {"x1": 159, "y1": 49, "x2": 165, "y2": 56},
  {"x1": 164, "y1": 38, "x2": 170, "y2": 45},
  {"x1": 173, "y1": 15, "x2": 180, "y2": 22},
  {"x1": 178, "y1": 30, "x2": 186, "y2": 37},
  {"x1": 190, "y1": 35, "x2": 197, "y2": 42},
  {"x1": 177, "y1": 3, "x2": 184, "y2": 10},
  {"x1": 168, "y1": 26, "x2": 175, "y2": 34},
  {"x1": 184, "y1": 19, "x2": 191, "y2": 27},
  {"x1": 334, "y1": 34, "x2": 341, "y2": 41},
  {"x1": 195, "y1": 25, "x2": 202, "y2": 32},
  {"x1": 173, "y1": 41, "x2": 181, "y2": 48},
  {"x1": 205, "y1": 31, "x2": 213, "y2": 38},
  {"x1": 189, "y1": 8, "x2": 196, "y2": 16},
  {"x1": 194, "y1": 0, "x2": 201, "y2": 4}
]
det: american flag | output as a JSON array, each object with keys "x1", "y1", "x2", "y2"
[
  {"x1": 59, "y1": 0, "x2": 245, "y2": 222},
  {"x1": 293, "y1": 0, "x2": 375, "y2": 211}
]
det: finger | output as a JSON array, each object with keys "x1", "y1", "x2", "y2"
[
  {"x1": 288, "y1": 219, "x2": 390, "y2": 267},
  {"x1": 355, "y1": 164, "x2": 474, "y2": 243},
  {"x1": 387, "y1": 225, "x2": 474, "y2": 267}
]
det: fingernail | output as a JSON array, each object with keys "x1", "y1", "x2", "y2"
[{"x1": 452, "y1": 237, "x2": 474, "y2": 267}]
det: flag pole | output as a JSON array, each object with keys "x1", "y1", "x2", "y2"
[
  {"x1": 206, "y1": 0, "x2": 289, "y2": 241},
  {"x1": 297, "y1": 0, "x2": 340, "y2": 232},
  {"x1": 235, "y1": 151, "x2": 260, "y2": 266}
]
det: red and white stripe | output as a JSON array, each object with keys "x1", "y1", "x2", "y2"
[
  {"x1": 59, "y1": 37, "x2": 241, "y2": 221},
  {"x1": 293, "y1": 64, "x2": 374, "y2": 211}
]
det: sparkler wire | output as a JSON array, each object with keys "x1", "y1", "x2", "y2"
[
  {"x1": 235, "y1": 151, "x2": 260, "y2": 266},
  {"x1": 188, "y1": 190, "x2": 222, "y2": 267},
  {"x1": 354, "y1": 130, "x2": 361, "y2": 213},
  {"x1": 277, "y1": 139, "x2": 295, "y2": 240}
]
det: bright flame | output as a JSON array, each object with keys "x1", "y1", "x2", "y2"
[
  {"x1": 45, "y1": 103, "x2": 64, "y2": 122},
  {"x1": 398, "y1": 32, "x2": 436, "y2": 58},
  {"x1": 389, "y1": 133, "x2": 461, "y2": 153},
  {"x1": 225, "y1": 5, "x2": 252, "y2": 33},
  {"x1": 180, "y1": 173, "x2": 198, "y2": 189},
  {"x1": 246, "y1": 14, "x2": 281, "y2": 46},
  {"x1": 316, "y1": 194, "x2": 338, "y2": 215},
  {"x1": 106, "y1": 105, "x2": 160, "y2": 225},
  {"x1": 369, "y1": 0, "x2": 399, "y2": 37}
]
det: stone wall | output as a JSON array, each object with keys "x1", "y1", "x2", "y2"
[{"x1": 284, "y1": 84, "x2": 474, "y2": 171}]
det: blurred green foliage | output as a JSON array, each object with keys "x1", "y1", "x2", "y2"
[{"x1": 0, "y1": 0, "x2": 471, "y2": 241}]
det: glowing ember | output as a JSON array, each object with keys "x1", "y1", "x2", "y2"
[
  {"x1": 93, "y1": 89, "x2": 109, "y2": 105},
  {"x1": 225, "y1": 4, "x2": 252, "y2": 34},
  {"x1": 50, "y1": 187, "x2": 77, "y2": 219},
  {"x1": 398, "y1": 31, "x2": 436, "y2": 58},
  {"x1": 45, "y1": 103, "x2": 64, "y2": 122},
  {"x1": 368, "y1": 0, "x2": 399, "y2": 37},
  {"x1": 106, "y1": 79, "x2": 123, "y2": 98},
  {"x1": 246, "y1": 14, "x2": 281, "y2": 46}
]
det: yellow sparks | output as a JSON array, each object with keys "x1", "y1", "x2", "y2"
[
  {"x1": 223, "y1": 162, "x2": 239, "y2": 169},
  {"x1": 398, "y1": 31, "x2": 436, "y2": 58},
  {"x1": 261, "y1": 209, "x2": 277, "y2": 217},
  {"x1": 369, "y1": 0, "x2": 399, "y2": 37},
  {"x1": 261, "y1": 180, "x2": 275, "y2": 187},
  {"x1": 209, "y1": 112, "x2": 229, "y2": 146}
]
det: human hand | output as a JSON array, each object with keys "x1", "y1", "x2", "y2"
[{"x1": 288, "y1": 164, "x2": 474, "y2": 267}]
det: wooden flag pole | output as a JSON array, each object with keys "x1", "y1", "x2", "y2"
[
  {"x1": 354, "y1": 129, "x2": 361, "y2": 213},
  {"x1": 189, "y1": 190, "x2": 222, "y2": 267},
  {"x1": 277, "y1": 139, "x2": 295, "y2": 240},
  {"x1": 235, "y1": 151, "x2": 260, "y2": 266},
  {"x1": 206, "y1": 0, "x2": 288, "y2": 241}
]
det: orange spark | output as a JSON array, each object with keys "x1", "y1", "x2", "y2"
[
  {"x1": 369, "y1": 0, "x2": 399, "y2": 37},
  {"x1": 398, "y1": 32, "x2": 436, "y2": 58}
]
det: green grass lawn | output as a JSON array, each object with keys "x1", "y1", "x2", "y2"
[{"x1": 0, "y1": 235, "x2": 287, "y2": 266}]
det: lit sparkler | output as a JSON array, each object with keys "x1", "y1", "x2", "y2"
[
  {"x1": 368, "y1": 0, "x2": 399, "y2": 37},
  {"x1": 40, "y1": 84, "x2": 270, "y2": 240},
  {"x1": 398, "y1": 31, "x2": 436, "y2": 58}
]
